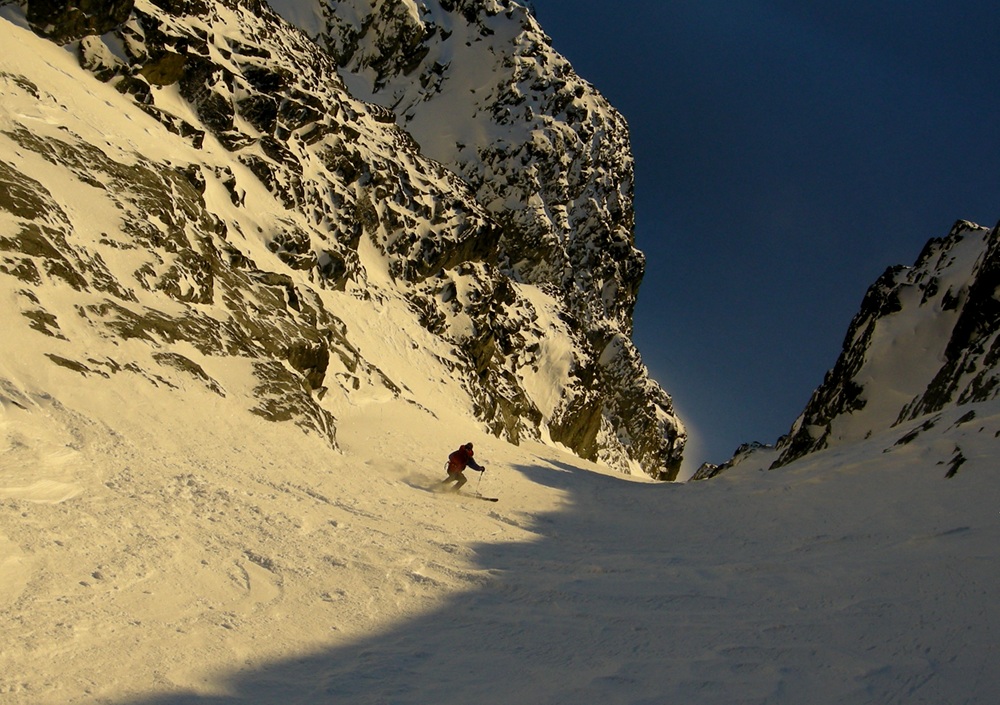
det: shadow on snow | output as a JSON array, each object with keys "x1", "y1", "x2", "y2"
[
  {"x1": 116, "y1": 460, "x2": 687, "y2": 705},
  {"x1": 113, "y1": 457, "x2": 998, "y2": 704}
]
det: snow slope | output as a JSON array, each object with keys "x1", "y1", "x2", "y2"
[{"x1": 4, "y1": 336, "x2": 1000, "y2": 704}]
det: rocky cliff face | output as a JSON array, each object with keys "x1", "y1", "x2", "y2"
[
  {"x1": 1, "y1": 0, "x2": 684, "y2": 478},
  {"x1": 771, "y1": 220, "x2": 1000, "y2": 468},
  {"x1": 290, "y1": 0, "x2": 641, "y2": 324},
  {"x1": 279, "y1": 0, "x2": 682, "y2": 477}
]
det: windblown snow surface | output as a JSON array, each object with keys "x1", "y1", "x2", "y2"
[{"x1": 2, "y1": 9, "x2": 1000, "y2": 705}]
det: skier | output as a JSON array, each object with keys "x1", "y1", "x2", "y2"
[{"x1": 441, "y1": 442, "x2": 485, "y2": 492}]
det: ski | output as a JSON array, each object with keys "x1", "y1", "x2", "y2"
[{"x1": 436, "y1": 487, "x2": 498, "y2": 502}]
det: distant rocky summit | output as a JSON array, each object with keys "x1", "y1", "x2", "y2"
[
  {"x1": 702, "y1": 219, "x2": 1000, "y2": 477},
  {"x1": 772, "y1": 220, "x2": 1000, "y2": 468},
  {"x1": 1, "y1": 0, "x2": 685, "y2": 478}
]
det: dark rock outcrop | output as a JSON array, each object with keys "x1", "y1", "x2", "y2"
[{"x1": 27, "y1": 0, "x2": 134, "y2": 43}]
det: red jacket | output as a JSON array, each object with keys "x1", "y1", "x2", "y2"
[{"x1": 447, "y1": 446, "x2": 483, "y2": 474}]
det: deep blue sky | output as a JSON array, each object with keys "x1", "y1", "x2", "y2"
[{"x1": 531, "y1": 0, "x2": 1000, "y2": 471}]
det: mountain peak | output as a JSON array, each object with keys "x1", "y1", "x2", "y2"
[{"x1": 771, "y1": 219, "x2": 1000, "y2": 468}]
